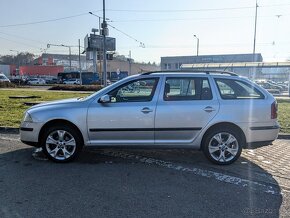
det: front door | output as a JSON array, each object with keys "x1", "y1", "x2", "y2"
[{"x1": 87, "y1": 77, "x2": 160, "y2": 145}]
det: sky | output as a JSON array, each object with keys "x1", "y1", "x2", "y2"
[{"x1": 0, "y1": 0, "x2": 290, "y2": 63}]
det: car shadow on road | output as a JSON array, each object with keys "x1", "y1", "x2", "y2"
[{"x1": 0, "y1": 147, "x2": 286, "y2": 218}]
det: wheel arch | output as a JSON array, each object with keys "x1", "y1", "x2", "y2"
[
  {"x1": 201, "y1": 122, "x2": 246, "y2": 149},
  {"x1": 38, "y1": 119, "x2": 84, "y2": 145}
]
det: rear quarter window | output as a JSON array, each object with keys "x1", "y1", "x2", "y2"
[{"x1": 215, "y1": 78, "x2": 264, "y2": 100}]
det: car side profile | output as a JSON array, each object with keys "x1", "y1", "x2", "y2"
[
  {"x1": 0, "y1": 73, "x2": 10, "y2": 82},
  {"x1": 63, "y1": 78, "x2": 81, "y2": 85},
  {"x1": 27, "y1": 78, "x2": 46, "y2": 85},
  {"x1": 20, "y1": 71, "x2": 279, "y2": 165}
]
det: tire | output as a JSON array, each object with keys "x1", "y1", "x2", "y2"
[
  {"x1": 202, "y1": 127, "x2": 243, "y2": 165},
  {"x1": 41, "y1": 125, "x2": 83, "y2": 163}
]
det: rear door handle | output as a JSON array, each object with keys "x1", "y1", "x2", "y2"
[
  {"x1": 204, "y1": 106, "x2": 215, "y2": 113},
  {"x1": 141, "y1": 107, "x2": 153, "y2": 114}
]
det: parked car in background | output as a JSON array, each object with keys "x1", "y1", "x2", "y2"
[
  {"x1": 27, "y1": 78, "x2": 46, "y2": 85},
  {"x1": 20, "y1": 70, "x2": 279, "y2": 165},
  {"x1": 45, "y1": 77, "x2": 58, "y2": 84},
  {"x1": 0, "y1": 73, "x2": 10, "y2": 82},
  {"x1": 255, "y1": 81, "x2": 281, "y2": 95},
  {"x1": 63, "y1": 78, "x2": 80, "y2": 85}
]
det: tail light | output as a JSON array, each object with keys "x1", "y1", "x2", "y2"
[{"x1": 271, "y1": 101, "x2": 278, "y2": 119}]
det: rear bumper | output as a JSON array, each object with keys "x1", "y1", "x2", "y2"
[
  {"x1": 249, "y1": 125, "x2": 280, "y2": 131},
  {"x1": 244, "y1": 124, "x2": 280, "y2": 143}
]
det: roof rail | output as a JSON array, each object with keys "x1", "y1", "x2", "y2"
[{"x1": 141, "y1": 70, "x2": 238, "y2": 76}]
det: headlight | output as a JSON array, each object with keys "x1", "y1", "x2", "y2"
[{"x1": 23, "y1": 112, "x2": 33, "y2": 122}]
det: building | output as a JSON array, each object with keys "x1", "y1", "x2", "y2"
[
  {"x1": 0, "y1": 64, "x2": 17, "y2": 77},
  {"x1": 161, "y1": 53, "x2": 263, "y2": 70},
  {"x1": 161, "y1": 53, "x2": 263, "y2": 77},
  {"x1": 34, "y1": 53, "x2": 89, "y2": 71},
  {"x1": 19, "y1": 65, "x2": 64, "y2": 77},
  {"x1": 34, "y1": 53, "x2": 160, "y2": 75},
  {"x1": 88, "y1": 59, "x2": 160, "y2": 76}
]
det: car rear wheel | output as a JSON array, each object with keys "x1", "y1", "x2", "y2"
[
  {"x1": 41, "y1": 125, "x2": 83, "y2": 163},
  {"x1": 202, "y1": 127, "x2": 243, "y2": 165}
]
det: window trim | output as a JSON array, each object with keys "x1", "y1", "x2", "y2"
[
  {"x1": 105, "y1": 77, "x2": 160, "y2": 103},
  {"x1": 163, "y1": 77, "x2": 213, "y2": 101},
  {"x1": 214, "y1": 78, "x2": 265, "y2": 100}
]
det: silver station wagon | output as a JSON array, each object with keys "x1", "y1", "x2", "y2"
[{"x1": 20, "y1": 71, "x2": 280, "y2": 164}]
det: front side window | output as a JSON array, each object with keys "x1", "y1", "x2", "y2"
[
  {"x1": 215, "y1": 78, "x2": 264, "y2": 99},
  {"x1": 164, "y1": 77, "x2": 212, "y2": 101},
  {"x1": 108, "y1": 78, "x2": 159, "y2": 103}
]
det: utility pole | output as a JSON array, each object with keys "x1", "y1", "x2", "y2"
[
  {"x1": 98, "y1": 16, "x2": 102, "y2": 81},
  {"x1": 68, "y1": 46, "x2": 72, "y2": 70},
  {"x1": 252, "y1": 0, "x2": 258, "y2": 79},
  {"x1": 102, "y1": 0, "x2": 107, "y2": 87},
  {"x1": 194, "y1": 35, "x2": 199, "y2": 56},
  {"x1": 91, "y1": 28, "x2": 98, "y2": 79},
  {"x1": 253, "y1": 0, "x2": 258, "y2": 62},
  {"x1": 128, "y1": 50, "x2": 132, "y2": 75},
  {"x1": 78, "y1": 39, "x2": 82, "y2": 85}
]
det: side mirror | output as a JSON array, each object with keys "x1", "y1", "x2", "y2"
[{"x1": 99, "y1": 94, "x2": 111, "y2": 103}]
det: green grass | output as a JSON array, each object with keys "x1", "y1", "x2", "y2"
[
  {"x1": 0, "y1": 89, "x2": 90, "y2": 127},
  {"x1": 0, "y1": 89, "x2": 289, "y2": 134},
  {"x1": 277, "y1": 98, "x2": 290, "y2": 133}
]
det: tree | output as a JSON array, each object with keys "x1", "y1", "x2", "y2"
[{"x1": 0, "y1": 52, "x2": 35, "y2": 66}]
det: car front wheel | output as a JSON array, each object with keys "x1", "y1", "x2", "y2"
[
  {"x1": 41, "y1": 125, "x2": 83, "y2": 163},
  {"x1": 202, "y1": 127, "x2": 243, "y2": 165}
]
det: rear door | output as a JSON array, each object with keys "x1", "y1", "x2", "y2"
[{"x1": 155, "y1": 75, "x2": 219, "y2": 144}]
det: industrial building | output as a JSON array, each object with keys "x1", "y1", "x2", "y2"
[
  {"x1": 160, "y1": 53, "x2": 290, "y2": 81},
  {"x1": 161, "y1": 53, "x2": 263, "y2": 76}
]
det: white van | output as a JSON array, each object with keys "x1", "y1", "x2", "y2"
[{"x1": 0, "y1": 73, "x2": 10, "y2": 82}]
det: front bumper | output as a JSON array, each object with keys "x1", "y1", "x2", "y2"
[{"x1": 20, "y1": 121, "x2": 44, "y2": 146}]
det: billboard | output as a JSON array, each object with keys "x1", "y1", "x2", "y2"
[{"x1": 88, "y1": 34, "x2": 116, "y2": 51}]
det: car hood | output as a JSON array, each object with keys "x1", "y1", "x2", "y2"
[{"x1": 29, "y1": 98, "x2": 82, "y2": 110}]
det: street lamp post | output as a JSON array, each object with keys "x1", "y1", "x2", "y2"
[
  {"x1": 10, "y1": 49, "x2": 20, "y2": 76},
  {"x1": 47, "y1": 43, "x2": 73, "y2": 70},
  {"x1": 193, "y1": 35, "x2": 199, "y2": 56}
]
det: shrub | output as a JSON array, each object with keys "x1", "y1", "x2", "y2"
[
  {"x1": 49, "y1": 85, "x2": 103, "y2": 92},
  {"x1": 0, "y1": 81, "x2": 17, "y2": 88}
]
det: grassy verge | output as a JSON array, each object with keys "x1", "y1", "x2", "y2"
[
  {"x1": 277, "y1": 98, "x2": 290, "y2": 133},
  {"x1": 0, "y1": 89, "x2": 90, "y2": 127},
  {"x1": 0, "y1": 89, "x2": 289, "y2": 133}
]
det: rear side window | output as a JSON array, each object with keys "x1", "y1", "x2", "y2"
[
  {"x1": 164, "y1": 77, "x2": 212, "y2": 101},
  {"x1": 215, "y1": 78, "x2": 264, "y2": 99}
]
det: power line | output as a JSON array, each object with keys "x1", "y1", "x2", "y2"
[
  {"x1": 107, "y1": 23, "x2": 145, "y2": 47},
  {"x1": 0, "y1": 31, "x2": 46, "y2": 44},
  {"x1": 89, "y1": 12, "x2": 145, "y2": 48},
  {"x1": 106, "y1": 6, "x2": 254, "y2": 13},
  {"x1": 110, "y1": 13, "x2": 290, "y2": 23},
  {"x1": 0, "y1": 35, "x2": 42, "y2": 49},
  {"x1": 0, "y1": 12, "x2": 90, "y2": 28},
  {"x1": 106, "y1": 3, "x2": 290, "y2": 13}
]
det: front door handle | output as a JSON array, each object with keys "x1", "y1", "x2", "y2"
[
  {"x1": 141, "y1": 107, "x2": 153, "y2": 114},
  {"x1": 204, "y1": 106, "x2": 215, "y2": 113}
]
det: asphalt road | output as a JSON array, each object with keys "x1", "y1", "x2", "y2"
[{"x1": 0, "y1": 133, "x2": 289, "y2": 218}]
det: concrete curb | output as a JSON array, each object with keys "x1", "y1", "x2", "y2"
[
  {"x1": 1, "y1": 126, "x2": 290, "y2": 140},
  {"x1": 0, "y1": 127, "x2": 19, "y2": 134}
]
